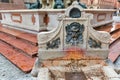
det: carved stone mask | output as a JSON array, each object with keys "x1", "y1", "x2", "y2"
[{"x1": 66, "y1": 22, "x2": 84, "y2": 45}]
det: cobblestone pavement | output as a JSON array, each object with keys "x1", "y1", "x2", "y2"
[{"x1": 0, "y1": 54, "x2": 36, "y2": 80}]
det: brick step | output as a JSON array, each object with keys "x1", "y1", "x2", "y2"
[
  {"x1": 108, "y1": 23, "x2": 120, "y2": 62},
  {"x1": 110, "y1": 29, "x2": 120, "y2": 43},
  {"x1": 109, "y1": 39, "x2": 120, "y2": 62},
  {"x1": 110, "y1": 28, "x2": 120, "y2": 34},
  {"x1": 0, "y1": 32, "x2": 38, "y2": 57},
  {"x1": 0, "y1": 40, "x2": 36, "y2": 73},
  {"x1": 0, "y1": 26, "x2": 37, "y2": 45},
  {"x1": 94, "y1": 25, "x2": 112, "y2": 32},
  {"x1": 94, "y1": 24, "x2": 120, "y2": 44}
]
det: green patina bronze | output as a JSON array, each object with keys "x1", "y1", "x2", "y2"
[
  {"x1": 26, "y1": 0, "x2": 42, "y2": 9},
  {"x1": 88, "y1": 37, "x2": 101, "y2": 48},
  {"x1": 66, "y1": 22, "x2": 84, "y2": 45},
  {"x1": 46, "y1": 37, "x2": 61, "y2": 49},
  {"x1": 53, "y1": 0, "x2": 65, "y2": 9}
]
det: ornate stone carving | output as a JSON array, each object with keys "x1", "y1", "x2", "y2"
[
  {"x1": 41, "y1": 0, "x2": 53, "y2": 8},
  {"x1": 53, "y1": 0, "x2": 65, "y2": 9},
  {"x1": 28, "y1": 0, "x2": 42, "y2": 9},
  {"x1": 78, "y1": 1, "x2": 87, "y2": 9},
  {"x1": 69, "y1": 8, "x2": 81, "y2": 18},
  {"x1": 64, "y1": 0, "x2": 75, "y2": 7},
  {"x1": 46, "y1": 37, "x2": 61, "y2": 49},
  {"x1": 88, "y1": 37, "x2": 101, "y2": 48},
  {"x1": 31, "y1": 1, "x2": 111, "y2": 78},
  {"x1": 66, "y1": 22, "x2": 84, "y2": 45}
]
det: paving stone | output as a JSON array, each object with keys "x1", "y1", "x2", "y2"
[
  {"x1": 102, "y1": 66, "x2": 120, "y2": 79},
  {"x1": 115, "y1": 56, "x2": 120, "y2": 67},
  {"x1": 37, "y1": 68, "x2": 50, "y2": 80}
]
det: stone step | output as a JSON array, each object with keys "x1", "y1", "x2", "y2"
[
  {"x1": 94, "y1": 23, "x2": 120, "y2": 62},
  {"x1": 0, "y1": 26, "x2": 37, "y2": 45},
  {"x1": 110, "y1": 28, "x2": 120, "y2": 34},
  {"x1": 110, "y1": 29, "x2": 120, "y2": 43},
  {"x1": 0, "y1": 40, "x2": 36, "y2": 73},
  {"x1": 0, "y1": 32, "x2": 38, "y2": 57},
  {"x1": 94, "y1": 24, "x2": 120, "y2": 44},
  {"x1": 109, "y1": 39, "x2": 120, "y2": 62},
  {"x1": 94, "y1": 25, "x2": 112, "y2": 32}
]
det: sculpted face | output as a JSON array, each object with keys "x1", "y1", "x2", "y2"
[{"x1": 66, "y1": 22, "x2": 84, "y2": 45}]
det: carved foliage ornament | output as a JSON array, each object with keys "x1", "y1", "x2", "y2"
[
  {"x1": 66, "y1": 22, "x2": 84, "y2": 45},
  {"x1": 88, "y1": 37, "x2": 101, "y2": 48},
  {"x1": 46, "y1": 37, "x2": 61, "y2": 49}
]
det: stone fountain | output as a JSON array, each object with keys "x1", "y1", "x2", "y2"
[{"x1": 31, "y1": 1, "x2": 111, "y2": 80}]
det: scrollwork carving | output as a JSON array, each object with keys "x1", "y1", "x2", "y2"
[
  {"x1": 88, "y1": 37, "x2": 101, "y2": 48},
  {"x1": 46, "y1": 37, "x2": 61, "y2": 49}
]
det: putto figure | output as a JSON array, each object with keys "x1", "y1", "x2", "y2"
[
  {"x1": 41, "y1": 0, "x2": 53, "y2": 8},
  {"x1": 53, "y1": 0, "x2": 65, "y2": 9}
]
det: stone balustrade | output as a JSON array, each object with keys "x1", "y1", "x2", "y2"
[
  {"x1": 0, "y1": 8, "x2": 115, "y2": 32},
  {"x1": 0, "y1": 9, "x2": 65, "y2": 32}
]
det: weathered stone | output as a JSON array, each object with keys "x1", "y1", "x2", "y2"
[
  {"x1": 38, "y1": 50, "x2": 65, "y2": 60},
  {"x1": 37, "y1": 68, "x2": 50, "y2": 80},
  {"x1": 65, "y1": 72, "x2": 87, "y2": 80},
  {"x1": 36, "y1": 65, "x2": 109, "y2": 80},
  {"x1": 102, "y1": 66, "x2": 120, "y2": 80},
  {"x1": 31, "y1": 1, "x2": 111, "y2": 79}
]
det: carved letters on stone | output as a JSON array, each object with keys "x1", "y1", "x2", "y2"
[
  {"x1": 65, "y1": 22, "x2": 84, "y2": 45},
  {"x1": 88, "y1": 37, "x2": 101, "y2": 48},
  {"x1": 46, "y1": 37, "x2": 61, "y2": 49}
]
